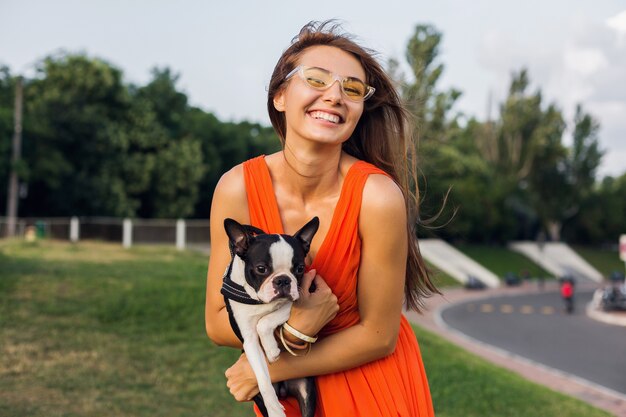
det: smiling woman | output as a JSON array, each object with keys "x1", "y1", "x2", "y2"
[{"x1": 205, "y1": 20, "x2": 438, "y2": 417}]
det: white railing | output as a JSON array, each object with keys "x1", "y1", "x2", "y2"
[{"x1": 0, "y1": 216, "x2": 210, "y2": 251}]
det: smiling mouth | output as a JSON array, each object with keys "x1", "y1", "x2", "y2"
[{"x1": 309, "y1": 110, "x2": 343, "y2": 124}]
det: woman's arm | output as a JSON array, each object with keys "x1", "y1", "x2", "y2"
[
  {"x1": 205, "y1": 165, "x2": 250, "y2": 348},
  {"x1": 226, "y1": 174, "x2": 408, "y2": 400}
]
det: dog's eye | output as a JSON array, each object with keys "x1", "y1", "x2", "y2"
[
  {"x1": 256, "y1": 265, "x2": 267, "y2": 274},
  {"x1": 295, "y1": 265, "x2": 305, "y2": 274}
]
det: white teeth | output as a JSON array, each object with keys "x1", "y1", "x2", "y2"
[{"x1": 310, "y1": 111, "x2": 340, "y2": 124}]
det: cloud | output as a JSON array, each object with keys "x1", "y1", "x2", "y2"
[
  {"x1": 477, "y1": 10, "x2": 626, "y2": 177},
  {"x1": 563, "y1": 46, "x2": 608, "y2": 76},
  {"x1": 607, "y1": 10, "x2": 626, "y2": 45}
]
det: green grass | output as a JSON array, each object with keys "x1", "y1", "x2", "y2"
[
  {"x1": 573, "y1": 245, "x2": 625, "y2": 278},
  {"x1": 426, "y1": 261, "x2": 461, "y2": 288},
  {"x1": 457, "y1": 244, "x2": 552, "y2": 279},
  {"x1": 0, "y1": 239, "x2": 248, "y2": 417},
  {"x1": 0, "y1": 239, "x2": 613, "y2": 417}
]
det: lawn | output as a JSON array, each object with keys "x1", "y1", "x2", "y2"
[
  {"x1": 0, "y1": 239, "x2": 613, "y2": 417},
  {"x1": 574, "y1": 245, "x2": 624, "y2": 278},
  {"x1": 426, "y1": 261, "x2": 460, "y2": 288}
]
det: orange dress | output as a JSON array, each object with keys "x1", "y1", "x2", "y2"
[{"x1": 243, "y1": 156, "x2": 434, "y2": 417}]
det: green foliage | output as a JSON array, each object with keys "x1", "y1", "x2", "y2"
[
  {"x1": 185, "y1": 110, "x2": 280, "y2": 217},
  {"x1": 564, "y1": 173, "x2": 626, "y2": 244},
  {"x1": 0, "y1": 67, "x2": 16, "y2": 206},
  {"x1": 401, "y1": 53, "x2": 611, "y2": 243},
  {"x1": 0, "y1": 54, "x2": 279, "y2": 219},
  {"x1": 573, "y1": 245, "x2": 625, "y2": 277},
  {"x1": 402, "y1": 24, "x2": 462, "y2": 142},
  {"x1": 19, "y1": 54, "x2": 143, "y2": 216}
]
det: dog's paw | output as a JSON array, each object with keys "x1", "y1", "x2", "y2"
[
  {"x1": 266, "y1": 399, "x2": 286, "y2": 417},
  {"x1": 266, "y1": 346, "x2": 281, "y2": 363}
]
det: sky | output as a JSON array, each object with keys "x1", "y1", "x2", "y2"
[{"x1": 1, "y1": 0, "x2": 625, "y2": 177}]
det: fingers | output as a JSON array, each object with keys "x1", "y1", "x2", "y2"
[
  {"x1": 301, "y1": 269, "x2": 316, "y2": 293},
  {"x1": 312, "y1": 273, "x2": 331, "y2": 291},
  {"x1": 224, "y1": 354, "x2": 258, "y2": 402},
  {"x1": 225, "y1": 371, "x2": 258, "y2": 402}
]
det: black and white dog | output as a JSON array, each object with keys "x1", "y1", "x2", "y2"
[{"x1": 221, "y1": 218, "x2": 319, "y2": 417}]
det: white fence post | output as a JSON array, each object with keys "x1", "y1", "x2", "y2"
[
  {"x1": 123, "y1": 218, "x2": 132, "y2": 248},
  {"x1": 176, "y1": 219, "x2": 186, "y2": 251},
  {"x1": 70, "y1": 216, "x2": 80, "y2": 242}
]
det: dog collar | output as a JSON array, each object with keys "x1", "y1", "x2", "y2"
[{"x1": 221, "y1": 261, "x2": 264, "y2": 305}]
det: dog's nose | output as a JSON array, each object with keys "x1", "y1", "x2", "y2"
[{"x1": 273, "y1": 276, "x2": 291, "y2": 289}]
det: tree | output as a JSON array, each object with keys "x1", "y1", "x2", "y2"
[
  {"x1": 570, "y1": 104, "x2": 603, "y2": 197},
  {"x1": 492, "y1": 69, "x2": 550, "y2": 181},
  {"x1": 20, "y1": 54, "x2": 142, "y2": 216},
  {"x1": 0, "y1": 66, "x2": 16, "y2": 212},
  {"x1": 131, "y1": 68, "x2": 206, "y2": 218},
  {"x1": 395, "y1": 24, "x2": 468, "y2": 238},
  {"x1": 527, "y1": 105, "x2": 603, "y2": 241},
  {"x1": 402, "y1": 24, "x2": 462, "y2": 143},
  {"x1": 150, "y1": 137, "x2": 205, "y2": 218},
  {"x1": 14, "y1": 55, "x2": 208, "y2": 218},
  {"x1": 472, "y1": 69, "x2": 567, "y2": 241},
  {"x1": 135, "y1": 67, "x2": 188, "y2": 139},
  {"x1": 186, "y1": 109, "x2": 280, "y2": 217},
  {"x1": 0, "y1": 54, "x2": 280, "y2": 220}
]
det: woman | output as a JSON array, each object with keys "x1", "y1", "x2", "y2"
[{"x1": 205, "y1": 21, "x2": 438, "y2": 417}]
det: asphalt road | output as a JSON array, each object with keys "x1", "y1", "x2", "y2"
[{"x1": 440, "y1": 289, "x2": 626, "y2": 395}]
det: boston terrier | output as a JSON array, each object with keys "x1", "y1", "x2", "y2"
[{"x1": 221, "y1": 217, "x2": 319, "y2": 417}]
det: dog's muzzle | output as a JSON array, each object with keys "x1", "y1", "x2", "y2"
[{"x1": 254, "y1": 274, "x2": 297, "y2": 302}]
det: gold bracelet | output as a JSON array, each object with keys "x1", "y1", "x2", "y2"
[
  {"x1": 274, "y1": 328, "x2": 308, "y2": 350},
  {"x1": 282, "y1": 322, "x2": 318, "y2": 343},
  {"x1": 279, "y1": 326, "x2": 311, "y2": 356}
]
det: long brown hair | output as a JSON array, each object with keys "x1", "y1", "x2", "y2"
[{"x1": 267, "y1": 21, "x2": 440, "y2": 312}]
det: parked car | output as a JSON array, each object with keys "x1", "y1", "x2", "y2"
[
  {"x1": 504, "y1": 272, "x2": 522, "y2": 286},
  {"x1": 465, "y1": 275, "x2": 487, "y2": 290}
]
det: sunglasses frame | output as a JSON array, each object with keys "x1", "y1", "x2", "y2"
[{"x1": 285, "y1": 65, "x2": 375, "y2": 102}]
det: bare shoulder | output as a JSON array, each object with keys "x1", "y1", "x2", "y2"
[
  {"x1": 361, "y1": 174, "x2": 406, "y2": 217},
  {"x1": 359, "y1": 173, "x2": 407, "y2": 240},
  {"x1": 215, "y1": 164, "x2": 246, "y2": 196}
]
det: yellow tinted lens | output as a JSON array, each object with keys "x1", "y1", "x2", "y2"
[
  {"x1": 303, "y1": 67, "x2": 331, "y2": 89},
  {"x1": 342, "y1": 78, "x2": 366, "y2": 98}
]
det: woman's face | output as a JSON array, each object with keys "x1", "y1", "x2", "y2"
[{"x1": 273, "y1": 45, "x2": 366, "y2": 148}]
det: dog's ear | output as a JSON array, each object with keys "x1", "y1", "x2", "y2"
[
  {"x1": 294, "y1": 217, "x2": 319, "y2": 254},
  {"x1": 224, "y1": 218, "x2": 253, "y2": 256}
]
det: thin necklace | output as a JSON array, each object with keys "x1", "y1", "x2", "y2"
[{"x1": 281, "y1": 144, "x2": 339, "y2": 180}]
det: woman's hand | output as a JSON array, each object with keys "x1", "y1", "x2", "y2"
[
  {"x1": 288, "y1": 270, "x2": 339, "y2": 337},
  {"x1": 225, "y1": 353, "x2": 259, "y2": 402}
]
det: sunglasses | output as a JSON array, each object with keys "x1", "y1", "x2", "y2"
[{"x1": 285, "y1": 66, "x2": 375, "y2": 102}]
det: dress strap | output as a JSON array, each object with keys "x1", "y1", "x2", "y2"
[
  {"x1": 243, "y1": 155, "x2": 284, "y2": 234},
  {"x1": 311, "y1": 160, "x2": 392, "y2": 272}
]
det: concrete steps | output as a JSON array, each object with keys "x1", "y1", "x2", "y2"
[
  {"x1": 509, "y1": 241, "x2": 603, "y2": 283},
  {"x1": 419, "y1": 239, "x2": 500, "y2": 288}
]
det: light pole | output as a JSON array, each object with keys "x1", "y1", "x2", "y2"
[{"x1": 5, "y1": 76, "x2": 23, "y2": 238}]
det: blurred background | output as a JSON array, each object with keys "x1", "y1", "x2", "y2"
[
  {"x1": 1, "y1": 1, "x2": 625, "y2": 416},
  {"x1": 1, "y1": 0, "x2": 625, "y2": 243}
]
